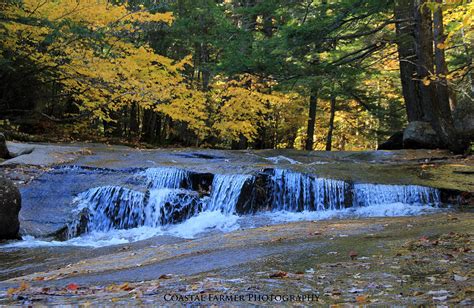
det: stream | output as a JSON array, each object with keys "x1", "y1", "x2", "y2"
[
  {"x1": 2, "y1": 163, "x2": 442, "y2": 249},
  {"x1": 1, "y1": 145, "x2": 472, "y2": 305}
]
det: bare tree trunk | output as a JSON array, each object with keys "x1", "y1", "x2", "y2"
[
  {"x1": 413, "y1": 0, "x2": 468, "y2": 153},
  {"x1": 395, "y1": 0, "x2": 424, "y2": 121},
  {"x1": 414, "y1": 0, "x2": 435, "y2": 123},
  {"x1": 433, "y1": 0, "x2": 452, "y2": 115},
  {"x1": 128, "y1": 102, "x2": 139, "y2": 141},
  {"x1": 326, "y1": 94, "x2": 336, "y2": 151},
  {"x1": 305, "y1": 89, "x2": 318, "y2": 151}
]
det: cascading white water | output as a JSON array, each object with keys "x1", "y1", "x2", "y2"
[
  {"x1": 205, "y1": 174, "x2": 253, "y2": 214},
  {"x1": 142, "y1": 167, "x2": 191, "y2": 189},
  {"x1": 145, "y1": 188, "x2": 201, "y2": 226},
  {"x1": 68, "y1": 185, "x2": 202, "y2": 237},
  {"x1": 271, "y1": 169, "x2": 347, "y2": 211},
  {"x1": 73, "y1": 186, "x2": 146, "y2": 232},
  {"x1": 64, "y1": 167, "x2": 443, "y2": 244},
  {"x1": 353, "y1": 183, "x2": 440, "y2": 206}
]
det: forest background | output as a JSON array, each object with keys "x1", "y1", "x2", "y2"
[{"x1": 0, "y1": 0, "x2": 472, "y2": 152}]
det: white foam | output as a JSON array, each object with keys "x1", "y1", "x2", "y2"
[
  {"x1": 2, "y1": 203, "x2": 442, "y2": 249},
  {"x1": 265, "y1": 156, "x2": 302, "y2": 165},
  {"x1": 3, "y1": 211, "x2": 240, "y2": 248},
  {"x1": 167, "y1": 211, "x2": 240, "y2": 238},
  {"x1": 264, "y1": 203, "x2": 440, "y2": 223}
]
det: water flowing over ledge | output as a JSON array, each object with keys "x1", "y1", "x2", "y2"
[{"x1": 3, "y1": 166, "x2": 445, "y2": 248}]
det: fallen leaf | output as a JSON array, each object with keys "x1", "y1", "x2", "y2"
[
  {"x1": 269, "y1": 271, "x2": 288, "y2": 278},
  {"x1": 159, "y1": 274, "x2": 172, "y2": 279},
  {"x1": 66, "y1": 283, "x2": 79, "y2": 291},
  {"x1": 356, "y1": 295, "x2": 367, "y2": 303},
  {"x1": 7, "y1": 288, "x2": 17, "y2": 297},
  {"x1": 19, "y1": 281, "x2": 29, "y2": 291},
  {"x1": 119, "y1": 283, "x2": 133, "y2": 291}
]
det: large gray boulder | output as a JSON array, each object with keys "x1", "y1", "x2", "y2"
[
  {"x1": 403, "y1": 121, "x2": 441, "y2": 149},
  {"x1": 454, "y1": 105, "x2": 474, "y2": 139},
  {"x1": 0, "y1": 133, "x2": 10, "y2": 159},
  {"x1": 0, "y1": 177, "x2": 21, "y2": 239}
]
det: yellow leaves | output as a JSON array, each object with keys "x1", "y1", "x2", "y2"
[
  {"x1": 422, "y1": 77, "x2": 431, "y2": 86},
  {"x1": 210, "y1": 74, "x2": 296, "y2": 143},
  {"x1": 7, "y1": 281, "x2": 30, "y2": 297},
  {"x1": 1, "y1": 0, "x2": 189, "y2": 127},
  {"x1": 436, "y1": 42, "x2": 447, "y2": 50}
]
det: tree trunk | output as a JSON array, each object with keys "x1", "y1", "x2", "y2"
[
  {"x1": 128, "y1": 102, "x2": 139, "y2": 141},
  {"x1": 433, "y1": 0, "x2": 452, "y2": 115},
  {"x1": 154, "y1": 113, "x2": 162, "y2": 144},
  {"x1": 395, "y1": 0, "x2": 424, "y2": 121},
  {"x1": 305, "y1": 89, "x2": 318, "y2": 151},
  {"x1": 142, "y1": 109, "x2": 157, "y2": 143},
  {"x1": 414, "y1": 0, "x2": 435, "y2": 123},
  {"x1": 413, "y1": 0, "x2": 468, "y2": 153},
  {"x1": 326, "y1": 94, "x2": 336, "y2": 151}
]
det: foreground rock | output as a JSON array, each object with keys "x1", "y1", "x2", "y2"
[
  {"x1": 0, "y1": 133, "x2": 10, "y2": 159},
  {"x1": 403, "y1": 121, "x2": 440, "y2": 149},
  {"x1": 0, "y1": 177, "x2": 21, "y2": 239}
]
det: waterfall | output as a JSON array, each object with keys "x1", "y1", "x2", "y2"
[
  {"x1": 66, "y1": 167, "x2": 443, "y2": 240},
  {"x1": 271, "y1": 169, "x2": 347, "y2": 211},
  {"x1": 73, "y1": 186, "x2": 146, "y2": 232},
  {"x1": 204, "y1": 174, "x2": 253, "y2": 214},
  {"x1": 353, "y1": 183, "x2": 440, "y2": 207},
  {"x1": 145, "y1": 188, "x2": 201, "y2": 226},
  {"x1": 142, "y1": 167, "x2": 191, "y2": 189},
  {"x1": 68, "y1": 185, "x2": 202, "y2": 236}
]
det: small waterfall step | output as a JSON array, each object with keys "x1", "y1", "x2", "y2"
[
  {"x1": 142, "y1": 167, "x2": 192, "y2": 189},
  {"x1": 204, "y1": 174, "x2": 254, "y2": 214},
  {"x1": 270, "y1": 169, "x2": 348, "y2": 211},
  {"x1": 66, "y1": 167, "x2": 443, "y2": 239},
  {"x1": 353, "y1": 183, "x2": 440, "y2": 206},
  {"x1": 68, "y1": 185, "x2": 202, "y2": 238}
]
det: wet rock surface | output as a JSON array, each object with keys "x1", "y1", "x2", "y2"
[
  {"x1": 0, "y1": 213, "x2": 472, "y2": 306},
  {"x1": 0, "y1": 142, "x2": 471, "y2": 239}
]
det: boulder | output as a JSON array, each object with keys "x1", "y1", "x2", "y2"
[
  {"x1": 0, "y1": 133, "x2": 10, "y2": 159},
  {"x1": 454, "y1": 105, "x2": 474, "y2": 139},
  {"x1": 378, "y1": 131, "x2": 404, "y2": 150},
  {"x1": 403, "y1": 121, "x2": 441, "y2": 149},
  {"x1": 0, "y1": 177, "x2": 21, "y2": 240}
]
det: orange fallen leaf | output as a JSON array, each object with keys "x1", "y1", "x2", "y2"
[
  {"x1": 66, "y1": 283, "x2": 79, "y2": 291},
  {"x1": 119, "y1": 283, "x2": 133, "y2": 291},
  {"x1": 356, "y1": 295, "x2": 367, "y2": 303},
  {"x1": 19, "y1": 281, "x2": 29, "y2": 291}
]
